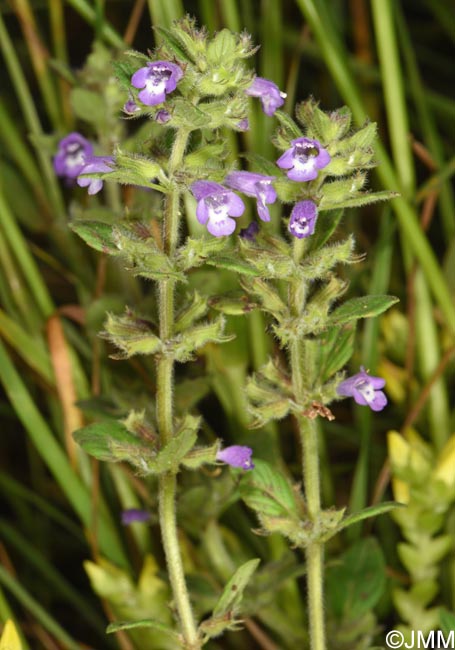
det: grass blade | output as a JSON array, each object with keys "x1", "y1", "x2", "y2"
[{"x1": 0, "y1": 339, "x2": 128, "y2": 568}]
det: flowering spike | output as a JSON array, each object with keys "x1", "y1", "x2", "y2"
[
  {"x1": 246, "y1": 77, "x2": 286, "y2": 116},
  {"x1": 216, "y1": 445, "x2": 254, "y2": 470},
  {"x1": 121, "y1": 509, "x2": 151, "y2": 525},
  {"x1": 77, "y1": 156, "x2": 113, "y2": 195},
  {"x1": 225, "y1": 171, "x2": 276, "y2": 222},
  {"x1": 191, "y1": 181, "x2": 245, "y2": 237},
  {"x1": 337, "y1": 366, "x2": 387, "y2": 412},
  {"x1": 288, "y1": 200, "x2": 318, "y2": 239},
  {"x1": 131, "y1": 61, "x2": 183, "y2": 106},
  {"x1": 277, "y1": 137, "x2": 331, "y2": 182},
  {"x1": 54, "y1": 132, "x2": 93, "y2": 180}
]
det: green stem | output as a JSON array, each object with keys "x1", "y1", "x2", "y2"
[
  {"x1": 156, "y1": 128, "x2": 199, "y2": 648},
  {"x1": 301, "y1": 420, "x2": 326, "y2": 650},
  {"x1": 289, "y1": 238, "x2": 325, "y2": 650},
  {"x1": 294, "y1": 392, "x2": 326, "y2": 650},
  {"x1": 371, "y1": 0, "x2": 415, "y2": 197},
  {"x1": 65, "y1": 0, "x2": 125, "y2": 48}
]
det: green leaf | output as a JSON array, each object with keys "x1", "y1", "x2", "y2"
[
  {"x1": 150, "y1": 426, "x2": 198, "y2": 474},
  {"x1": 206, "y1": 256, "x2": 261, "y2": 276},
  {"x1": 184, "y1": 143, "x2": 228, "y2": 168},
  {"x1": 308, "y1": 208, "x2": 344, "y2": 251},
  {"x1": 315, "y1": 326, "x2": 356, "y2": 382},
  {"x1": 112, "y1": 60, "x2": 138, "y2": 90},
  {"x1": 212, "y1": 559, "x2": 261, "y2": 619},
  {"x1": 170, "y1": 317, "x2": 235, "y2": 362},
  {"x1": 329, "y1": 295, "x2": 399, "y2": 326},
  {"x1": 300, "y1": 236, "x2": 355, "y2": 280},
  {"x1": 296, "y1": 98, "x2": 351, "y2": 143},
  {"x1": 274, "y1": 110, "x2": 303, "y2": 140},
  {"x1": 113, "y1": 230, "x2": 183, "y2": 281},
  {"x1": 335, "y1": 502, "x2": 402, "y2": 535},
  {"x1": 115, "y1": 150, "x2": 163, "y2": 185},
  {"x1": 73, "y1": 421, "x2": 146, "y2": 462},
  {"x1": 242, "y1": 153, "x2": 280, "y2": 177},
  {"x1": 102, "y1": 311, "x2": 162, "y2": 359},
  {"x1": 70, "y1": 88, "x2": 106, "y2": 127},
  {"x1": 248, "y1": 399, "x2": 292, "y2": 428},
  {"x1": 208, "y1": 292, "x2": 258, "y2": 316},
  {"x1": 181, "y1": 441, "x2": 220, "y2": 469},
  {"x1": 326, "y1": 538, "x2": 386, "y2": 621},
  {"x1": 398, "y1": 535, "x2": 453, "y2": 575},
  {"x1": 440, "y1": 608, "x2": 455, "y2": 635},
  {"x1": 107, "y1": 619, "x2": 179, "y2": 639},
  {"x1": 71, "y1": 220, "x2": 118, "y2": 254},
  {"x1": 86, "y1": 556, "x2": 175, "y2": 649},
  {"x1": 154, "y1": 26, "x2": 194, "y2": 62},
  {"x1": 343, "y1": 120, "x2": 377, "y2": 150},
  {"x1": 240, "y1": 460, "x2": 300, "y2": 519},
  {"x1": 207, "y1": 29, "x2": 237, "y2": 65},
  {"x1": 241, "y1": 278, "x2": 288, "y2": 317},
  {"x1": 320, "y1": 173, "x2": 367, "y2": 204},
  {"x1": 320, "y1": 190, "x2": 399, "y2": 211},
  {"x1": 172, "y1": 98, "x2": 210, "y2": 129},
  {"x1": 175, "y1": 292, "x2": 209, "y2": 333},
  {"x1": 178, "y1": 236, "x2": 230, "y2": 270}
]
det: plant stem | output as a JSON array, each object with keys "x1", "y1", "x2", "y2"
[
  {"x1": 290, "y1": 238, "x2": 326, "y2": 650},
  {"x1": 300, "y1": 417, "x2": 326, "y2": 650},
  {"x1": 156, "y1": 128, "x2": 199, "y2": 649}
]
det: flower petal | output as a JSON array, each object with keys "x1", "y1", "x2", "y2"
[
  {"x1": 131, "y1": 67, "x2": 149, "y2": 88},
  {"x1": 287, "y1": 166, "x2": 318, "y2": 182},
  {"x1": 226, "y1": 192, "x2": 246, "y2": 217},
  {"x1": 191, "y1": 180, "x2": 225, "y2": 201},
  {"x1": 276, "y1": 149, "x2": 294, "y2": 169},
  {"x1": 257, "y1": 200, "x2": 271, "y2": 222},
  {"x1": 216, "y1": 445, "x2": 254, "y2": 469},
  {"x1": 207, "y1": 215, "x2": 237, "y2": 237},
  {"x1": 196, "y1": 199, "x2": 209, "y2": 225},
  {"x1": 138, "y1": 88, "x2": 166, "y2": 105}
]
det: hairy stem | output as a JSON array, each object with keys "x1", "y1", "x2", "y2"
[
  {"x1": 300, "y1": 417, "x2": 326, "y2": 650},
  {"x1": 290, "y1": 238, "x2": 326, "y2": 650},
  {"x1": 156, "y1": 128, "x2": 199, "y2": 648}
]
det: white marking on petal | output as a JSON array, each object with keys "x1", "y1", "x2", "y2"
[{"x1": 356, "y1": 379, "x2": 376, "y2": 403}]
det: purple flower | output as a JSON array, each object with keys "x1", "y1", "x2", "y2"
[
  {"x1": 288, "y1": 200, "x2": 318, "y2": 239},
  {"x1": 121, "y1": 509, "x2": 151, "y2": 525},
  {"x1": 236, "y1": 118, "x2": 250, "y2": 131},
  {"x1": 337, "y1": 366, "x2": 387, "y2": 412},
  {"x1": 191, "y1": 181, "x2": 245, "y2": 237},
  {"x1": 216, "y1": 445, "x2": 254, "y2": 470},
  {"x1": 156, "y1": 109, "x2": 171, "y2": 124},
  {"x1": 225, "y1": 171, "x2": 277, "y2": 222},
  {"x1": 131, "y1": 61, "x2": 183, "y2": 106},
  {"x1": 123, "y1": 98, "x2": 140, "y2": 115},
  {"x1": 77, "y1": 156, "x2": 113, "y2": 195},
  {"x1": 240, "y1": 222, "x2": 260, "y2": 240},
  {"x1": 277, "y1": 137, "x2": 331, "y2": 182},
  {"x1": 246, "y1": 77, "x2": 286, "y2": 116},
  {"x1": 54, "y1": 132, "x2": 93, "y2": 180}
]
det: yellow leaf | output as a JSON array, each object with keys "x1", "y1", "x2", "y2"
[
  {"x1": 0, "y1": 620, "x2": 23, "y2": 650},
  {"x1": 391, "y1": 477, "x2": 410, "y2": 504},
  {"x1": 387, "y1": 430, "x2": 431, "y2": 478},
  {"x1": 433, "y1": 433, "x2": 455, "y2": 490}
]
